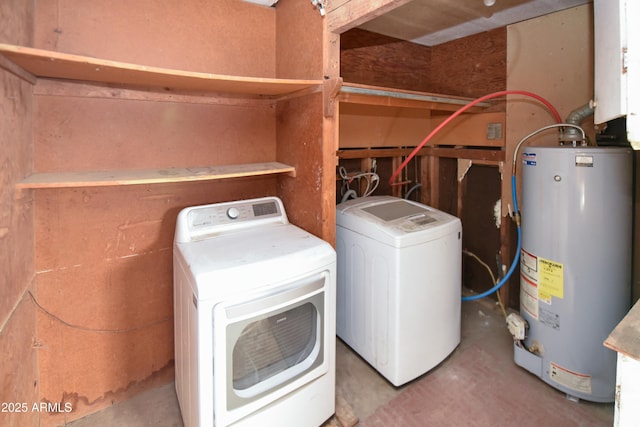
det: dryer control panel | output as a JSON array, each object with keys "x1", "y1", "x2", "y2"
[{"x1": 175, "y1": 197, "x2": 288, "y2": 242}]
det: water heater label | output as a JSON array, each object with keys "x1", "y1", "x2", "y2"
[
  {"x1": 575, "y1": 155, "x2": 594, "y2": 167},
  {"x1": 522, "y1": 152, "x2": 537, "y2": 166},
  {"x1": 520, "y1": 250, "x2": 565, "y2": 319},
  {"x1": 520, "y1": 249, "x2": 539, "y2": 319},
  {"x1": 539, "y1": 307, "x2": 560, "y2": 330},
  {"x1": 520, "y1": 284, "x2": 538, "y2": 320},
  {"x1": 549, "y1": 362, "x2": 592, "y2": 395},
  {"x1": 538, "y1": 257, "x2": 564, "y2": 303}
]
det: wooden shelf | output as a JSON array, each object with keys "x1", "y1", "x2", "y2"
[
  {"x1": 0, "y1": 44, "x2": 304, "y2": 190},
  {"x1": 0, "y1": 43, "x2": 322, "y2": 97},
  {"x1": 339, "y1": 83, "x2": 489, "y2": 112},
  {"x1": 16, "y1": 162, "x2": 295, "y2": 189}
]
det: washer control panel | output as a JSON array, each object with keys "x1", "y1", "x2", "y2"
[{"x1": 178, "y1": 197, "x2": 286, "y2": 241}]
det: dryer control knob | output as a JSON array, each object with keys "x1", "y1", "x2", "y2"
[{"x1": 226, "y1": 207, "x2": 240, "y2": 219}]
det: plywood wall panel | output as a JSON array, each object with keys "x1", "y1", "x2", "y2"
[
  {"x1": 505, "y1": 6, "x2": 594, "y2": 213},
  {"x1": 36, "y1": 253, "x2": 174, "y2": 424},
  {"x1": 0, "y1": 75, "x2": 34, "y2": 342},
  {"x1": 340, "y1": 27, "x2": 506, "y2": 99},
  {"x1": 34, "y1": 0, "x2": 276, "y2": 78},
  {"x1": 341, "y1": 28, "x2": 432, "y2": 92},
  {"x1": 277, "y1": 93, "x2": 327, "y2": 238},
  {"x1": 0, "y1": 297, "x2": 38, "y2": 427},
  {"x1": 36, "y1": 253, "x2": 173, "y2": 332},
  {"x1": 0, "y1": 2, "x2": 34, "y2": 328},
  {"x1": 33, "y1": 91, "x2": 276, "y2": 174},
  {"x1": 34, "y1": 180, "x2": 277, "y2": 270},
  {"x1": 340, "y1": 103, "x2": 430, "y2": 148},
  {"x1": 0, "y1": 1, "x2": 33, "y2": 43},
  {"x1": 276, "y1": 0, "x2": 324, "y2": 79},
  {"x1": 429, "y1": 112, "x2": 506, "y2": 147},
  {"x1": 430, "y1": 27, "x2": 507, "y2": 99},
  {"x1": 0, "y1": 1, "x2": 37, "y2": 426}
]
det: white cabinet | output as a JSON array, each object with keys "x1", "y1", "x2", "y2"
[
  {"x1": 594, "y1": 0, "x2": 640, "y2": 148},
  {"x1": 605, "y1": 300, "x2": 640, "y2": 427},
  {"x1": 614, "y1": 354, "x2": 640, "y2": 427}
]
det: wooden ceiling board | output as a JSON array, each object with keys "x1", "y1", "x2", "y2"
[
  {"x1": 327, "y1": 0, "x2": 414, "y2": 33},
  {"x1": 331, "y1": 0, "x2": 592, "y2": 46},
  {"x1": 359, "y1": 0, "x2": 532, "y2": 39}
]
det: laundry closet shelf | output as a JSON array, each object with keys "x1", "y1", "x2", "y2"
[
  {"x1": 339, "y1": 83, "x2": 489, "y2": 112},
  {"x1": 0, "y1": 43, "x2": 322, "y2": 96},
  {"x1": 16, "y1": 162, "x2": 296, "y2": 189}
]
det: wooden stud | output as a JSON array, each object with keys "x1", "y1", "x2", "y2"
[{"x1": 323, "y1": 77, "x2": 343, "y2": 117}]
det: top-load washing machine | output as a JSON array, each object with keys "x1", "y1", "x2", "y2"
[
  {"x1": 173, "y1": 196, "x2": 336, "y2": 427},
  {"x1": 336, "y1": 196, "x2": 461, "y2": 386}
]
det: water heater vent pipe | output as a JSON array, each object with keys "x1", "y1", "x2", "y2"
[{"x1": 560, "y1": 100, "x2": 594, "y2": 145}]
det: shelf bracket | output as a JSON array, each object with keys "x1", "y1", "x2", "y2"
[
  {"x1": 323, "y1": 77, "x2": 343, "y2": 118},
  {"x1": 0, "y1": 53, "x2": 37, "y2": 85}
]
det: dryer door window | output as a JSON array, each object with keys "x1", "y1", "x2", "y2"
[
  {"x1": 217, "y1": 272, "x2": 328, "y2": 413},
  {"x1": 232, "y1": 302, "x2": 318, "y2": 391}
]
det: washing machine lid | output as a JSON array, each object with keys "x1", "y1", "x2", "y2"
[
  {"x1": 336, "y1": 196, "x2": 460, "y2": 247},
  {"x1": 175, "y1": 222, "x2": 335, "y2": 299}
]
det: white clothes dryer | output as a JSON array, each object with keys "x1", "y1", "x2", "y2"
[
  {"x1": 336, "y1": 196, "x2": 461, "y2": 386},
  {"x1": 173, "y1": 196, "x2": 336, "y2": 427}
]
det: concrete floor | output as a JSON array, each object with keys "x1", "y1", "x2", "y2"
[{"x1": 65, "y1": 298, "x2": 615, "y2": 426}]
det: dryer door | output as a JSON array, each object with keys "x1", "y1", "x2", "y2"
[{"x1": 212, "y1": 271, "x2": 329, "y2": 426}]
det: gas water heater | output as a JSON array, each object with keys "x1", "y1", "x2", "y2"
[{"x1": 513, "y1": 146, "x2": 632, "y2": 402}]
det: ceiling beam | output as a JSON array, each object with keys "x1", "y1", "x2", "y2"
[{"x1": 327, "y1": 0, "x2": 414, "y2": 34}]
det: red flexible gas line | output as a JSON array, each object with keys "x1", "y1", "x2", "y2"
[{"x1": 388, "y1": 90, "x2": 563, "y2": 186}]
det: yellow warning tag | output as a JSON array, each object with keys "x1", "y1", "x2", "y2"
[{"x1": 538, "y1": 257, "x2": 563, "y2": 302}]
